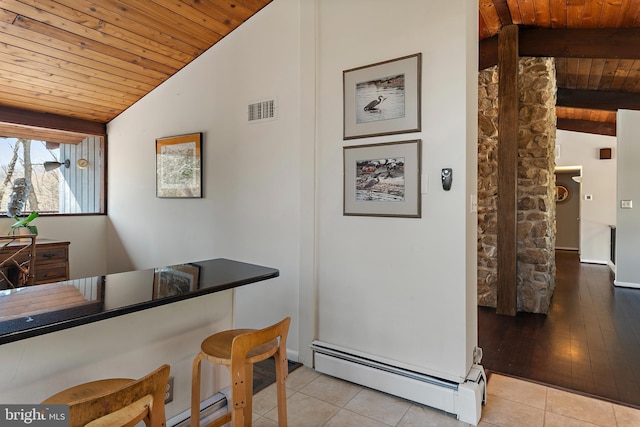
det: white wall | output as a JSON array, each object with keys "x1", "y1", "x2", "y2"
[
  {"x1": 556, "y1": 129, "x2": 617, "y2": 264},
  {"x1": 315, "y1": 0, "x2": 478, "y2": 382},
  {"x1": 1, "y1": 0, "x2": 481, "y2": 416},
  {"x1": 1, "y1": 0, "x2": 303, "y2": 419},
  {"x1": 0, "y1": 214, "x2": 107, "y2": 278},
  {"x1": 0, "y1": 291, "x2": 234, "y2": 419},
  {"x1": 615, "y1": 110, "x2": 640, "y2": 287},
  {"x1": 106, "y1": 0, "x2": 302, "y2": 347}
]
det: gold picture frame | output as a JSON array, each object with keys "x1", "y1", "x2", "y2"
[{"x1": 156, "y1": 132, "x2": 202, "y2": 198}]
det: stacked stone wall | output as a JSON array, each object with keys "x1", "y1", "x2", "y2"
[
  {"x1": 478, "y1": 66, "x2": 499, "y2": 308},
  {"x1": 477, "y1": 57, "x2": 557, "y2": 313}
]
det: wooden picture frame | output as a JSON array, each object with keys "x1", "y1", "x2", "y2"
[
  {"x1": 156, "y1": 132, "x2": 202, "y2": 198},
  {"x1": 153, "y1": 264, "x2": 200, "y2": 299},
  {"x1": 343, "y1": 53, "x2": 421, "y2": 140},
  {"x1": 344, "y1": 139, "x2": 421, "y2": 218},
  {"x1": 599, "y1": 148, "x2": 612, "y2": 159}
]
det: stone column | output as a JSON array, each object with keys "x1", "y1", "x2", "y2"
[
  {"x1": 477, "y1": 57, "x2": 557, "y2": 313},
  {"x1": 478, "y1": 67, "x2": 499, "y2": 308}
]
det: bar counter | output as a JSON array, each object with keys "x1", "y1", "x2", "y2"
[{"x1": 0, "y1": 258, "x2": 279, "y2": 345}]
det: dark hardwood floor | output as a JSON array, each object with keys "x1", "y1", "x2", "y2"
[{"x1": 479, "y1": 250, "x2": 640, "y2": 408}]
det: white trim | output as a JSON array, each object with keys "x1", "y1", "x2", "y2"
[
  {"x1": 608, "y1": 260, "x2": 616, "y2": 273},
  {"x1": 168, "y1": 393, "x2": 226, "y2": 427},
  {"x1": 286, "y1": 349, "x2": 299, "y2": 362},
  {"x1": 311, "y1": 340, "x2": 463, "y2": 383},
  {"x1": 311, "y1": 341, "x2": 485, "y2": 425},
  {"x1": 579, "y1": 259, "x2": 608, "y2": 265},
  {"x1": 614, "y1": 280, "x2": 640, "y2": 289}
]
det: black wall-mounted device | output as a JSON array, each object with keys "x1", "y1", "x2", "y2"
[{"x1": 441, "y1": 168, "x2": 453, "y2": 191}]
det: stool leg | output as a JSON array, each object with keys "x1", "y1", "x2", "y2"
[
  {"x1": 245, "y1": 364, "x2": 254, "y2": 426},
  {"x1": 191, "y1": 353, "x2": 204, "y2": 427},
  {"x1": 229, "y1": 364, "x2": 252, "y2": 427},
  {"x1": 274, "y1": 352, "x2": 288, "y2": 427}
]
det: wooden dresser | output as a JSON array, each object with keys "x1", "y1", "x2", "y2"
[{"x1": 0, "y1": 239, "x2": 70, "y2": 286}]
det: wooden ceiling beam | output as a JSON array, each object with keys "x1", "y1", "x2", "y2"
[
  {"x1": 0, "y1": 106, "x2": 106, "y2": 137},
  {"x1": 557, "y1": 118, "x2": 616, "y2": 136},
  {"x1": 479, "y1": 28, "x2": 640, "y2": 70},
  {"x1": 0, "y1": 123, "x2": 86, "y2": 145},
  {"x1": 493, "y1": 0, "x2": 513, "y2": 26},
  {"x1": 558, "y1": 88, "x2": 640, "y2": 111},
  {"x1": 519, "y1": 28, "x2": 640, "y2": 59},
  {"x1": 480, "y1": 37, "x2": 499, "y2": 71}
]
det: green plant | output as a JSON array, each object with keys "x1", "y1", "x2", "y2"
[{"x1": 9, "y1": 211, "x2": 39, "y2": 235}]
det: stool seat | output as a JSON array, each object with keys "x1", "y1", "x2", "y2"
[
  {"x1": 191, "y1": 318, "x2": 290, "y2": 427},
  {"x1": 42, "y1": 364, "x2": 170, "y2": 427},
  {"x1": 200, "y1": 329, "x2": 278, "y2": 365}
]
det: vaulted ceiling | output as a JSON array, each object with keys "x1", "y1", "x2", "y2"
[
  {"x1": 0, "y1": 0, "x2": 639, "y2": 141},
  {"x1": 480, "y1": 0, "x2": 640, "y2": 136},
  {"x1": 0, "y1": 0, "x2": 271, "y2": 143}
]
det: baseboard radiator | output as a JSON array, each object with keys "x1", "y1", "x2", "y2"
[
  {"x1": 311, "y1": 341, "x2": 486, "y2": 426},
  {"x1": 168, "y1": 390, "x2": 230, "y2": 427}
]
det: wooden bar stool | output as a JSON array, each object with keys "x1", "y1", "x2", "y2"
[
  {"x1": 191, "y1": 317, "x2": 290, "y2": 427},
  {"x1": 42, "y1": 364, "x2": 170, "y2": 427}
]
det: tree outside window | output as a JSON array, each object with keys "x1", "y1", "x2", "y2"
[{"x1": 1, "y1": 136, "x2": 104, "y2": 215}]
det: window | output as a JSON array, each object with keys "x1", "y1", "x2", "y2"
[{"x1": 0, "y1": 135, "x2": 105, "y2": 216}]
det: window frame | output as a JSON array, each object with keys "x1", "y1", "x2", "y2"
[{"x1": 0, "y1": 106, "x2": 107, "y2": 217}]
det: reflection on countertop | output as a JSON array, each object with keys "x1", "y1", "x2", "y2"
[{"x1": 0, "y1": 258, "x2": 278, "y2": 344}]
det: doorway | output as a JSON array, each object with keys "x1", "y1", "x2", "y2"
[{"x1": 555, "y1": 168, "x2": 581, "y2": 252}]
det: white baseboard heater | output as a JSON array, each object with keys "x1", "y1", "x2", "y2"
[
  {"x1": 168, "y1": 391, "x2": 229, "y2": 427},
  {"x1": 311, "y1": 341, "x2": 486, "y2": 426}
]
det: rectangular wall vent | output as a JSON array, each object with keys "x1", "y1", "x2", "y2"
[{"x1": 248, "y1": 98, "x2": 277, "y2": 122}]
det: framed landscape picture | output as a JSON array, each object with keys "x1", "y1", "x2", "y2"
[
  {"x1": 343, "y1": 53, "x2": 421, "y2": 139},
  {"x1": 153, "y1": 264, "x2": 200, "y2": 299},
  {"x1": 344, "y1": 139, "x2": 421, "y2": 218},
  {"x1": 156, "y1": 132, "x2": 202, "y2": 198}
]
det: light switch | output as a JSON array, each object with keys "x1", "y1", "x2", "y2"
[
  {"x1": 621, "y1": 200, "x2": 633, "y2": 209},
  {"x1": 421, "y1": 173, "x2": 429, "y2": 194},
  {"x1": 585, "y1": 194, "x2": 593, "y2": 201}
]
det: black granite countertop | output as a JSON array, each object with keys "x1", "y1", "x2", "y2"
[{"x1": 0, "y1": 258, "x2": 279, "y2": 345}]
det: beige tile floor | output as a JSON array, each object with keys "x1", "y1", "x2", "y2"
[{"x1": 250, "y1": 367, "x2": 640, "y2": 427}]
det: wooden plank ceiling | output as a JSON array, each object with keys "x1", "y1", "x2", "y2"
[
  {"x1": 0, "y1": 0, "x2": 271, "y2": 143},
  {"x1": 480, "y1": 0, "x2": 640, "y2": 136},
  {"x1": 0, "y1": 0, "x2": 638, "y2": 140}
]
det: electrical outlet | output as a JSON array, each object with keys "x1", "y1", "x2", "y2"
[{"x1": 165, "y1": 376, "x2": 174, "y2": 404}]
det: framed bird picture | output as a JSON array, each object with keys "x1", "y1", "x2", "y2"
[
  {"x1": 343, "y1": 139, "x2": 421, "y2": 218},
  {"x1": 343, "y1": 53, "x2": 421, "y2": 139}
]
